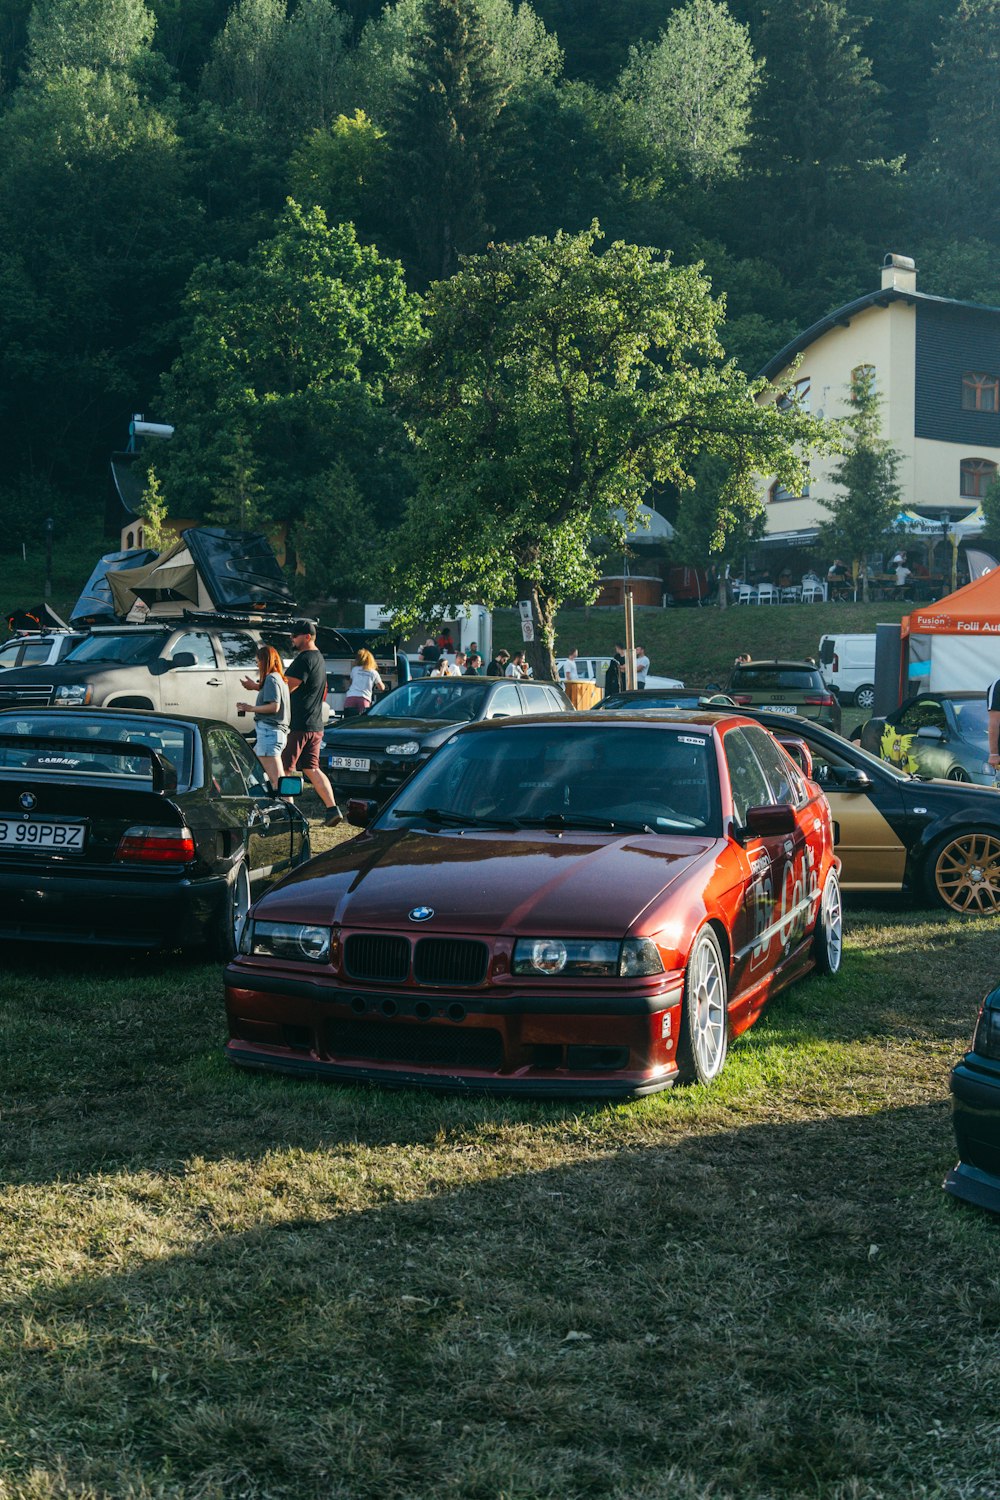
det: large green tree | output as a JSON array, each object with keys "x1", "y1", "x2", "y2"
[
  {"x1": 158, "y1": 200, "x2": 421, "y2": 565},
  {"x1": 618, "y1": 0, "x2": 759, "y2": 181},
  {"x1": 918, "y1": 0, "x2": 1000, "y2": 245},
  {"x1": 818, "y1": 369, "x2": 902, "y2": 600},
  {"x1": 389, "y1": 223, "x2": 825, "y2": 678}
]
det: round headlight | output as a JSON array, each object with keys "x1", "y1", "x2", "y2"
[
  {"x1": 295, "y1": 925, "x2": 330, "y2": 960},
  {"x1": 529, "y1": 939, "x2": 568, "y2": 974}
]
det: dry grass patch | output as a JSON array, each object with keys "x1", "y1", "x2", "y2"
[{"x1": 2, "y1": 904, "x2": 999, "y2": 1497}]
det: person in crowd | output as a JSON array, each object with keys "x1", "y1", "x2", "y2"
[
  {"x1": 238, "y1": 644, "x2": 290, "y2": 790},
  {"x1": 343, "y1": 648, "x2": 385, "y2": 718},
  {"x1": 895, "y1": 560, "x2": 913, "y2": 594},
  {"x1": 453, "y1": 651, "x2": 467, "y2": 673},
  {"x1": 734, "y1": 652, "x2": 751, "y2": 666},
  {"x1": 486, "y1": 648, "x2": 509, "y2": 676},
  {"x1": 505, "y1": 651, "x2": 528, "y2": 679},
  {"x1": 635, "y1": 644, "x2": 650, "y2": 689},
  {"x1": 467, "y1": 641, "x2": 478, "y2": 659},
  {"x1": 436, "y1": 628, "x2": 455, "y2": 654},
  {"x1": 430, "y1": 656, "x2": 454, "y2": 676},
  {"x1": 605, "y1": 645, "x2": 626, "y2": 697},
  {"x1": 281, "y1": 620, "x2": 343, "y2": 827},
  {"x1": 419, "y1": 637, "x2": 440, "y2": 664},
  {"x1": 562, "y1": 648, "x2": 580, "y2": 680},
  {"x1": 827, "y1": 559, "x2": 848, "y2": 582},
  {"x1": 890, "y1": 548, "x2": 907, "y2": 570},
  {"x1": 465, "y1": 653, "x2": 483, "y2": 675}
]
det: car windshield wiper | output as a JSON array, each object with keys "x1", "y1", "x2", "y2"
[
  {"x1": 513, "y1": 811, "x2": 657, "y2": 834},
  {"x1": 391, "y1": 805, "x2": 519, "y2": 828}
]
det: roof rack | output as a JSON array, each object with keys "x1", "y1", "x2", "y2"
[{"x1": 179, "y1": 610, "x2": 399, "y2": 655}]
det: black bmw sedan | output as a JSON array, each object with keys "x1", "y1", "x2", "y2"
[
  {"x1": 323, "y1": 676, "x2": 573, "y2": 808},
  {"x1": 0, "y1": 708, "x2": 310, "y2": 954}
]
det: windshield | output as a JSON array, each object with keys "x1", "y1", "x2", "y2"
[
  {"x1": 65, "y1": 633, "x2": 164, "y2": 665},
  {"x1": 731, "y1": 666, "x2": 824, "y2": 692},
  {"x1": 364, "y1": 680, "x2": 489, "y2": 723},
  {"x1": 952, "y1": 698, "x2": 988, "y2": 744},
  {"x1": 0, "y1": 713, "x2": 193, "y2": 785},
  {"x1": 381, "y1": 724, "x2": 720, "y2": 833}
]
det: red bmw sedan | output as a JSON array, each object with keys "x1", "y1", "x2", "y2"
[{"x1": 224, "y1": 712, "x2": 842, "y2": 1097}]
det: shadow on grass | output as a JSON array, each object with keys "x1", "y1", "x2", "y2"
[{"x1": 2, "y1": 1105, "x2": 997, "y2": 1500}]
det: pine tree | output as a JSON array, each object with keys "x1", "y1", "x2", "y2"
[
  {"x1": 386, "y1": 0, "x2": 508, "y2": 282},
  {"x1": 139, "y1": 466, "x2": 170, "y2": 551},
  {"x1": 920, "y1": 0, "x2": 1000, "y2": 244},
  {"x1": 818, "y1": 370, "x2": 902, "y2": 601}
]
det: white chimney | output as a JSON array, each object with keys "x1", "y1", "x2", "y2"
[{"x1": 881, "y1": 253, "x2": 916, "y2": 292}]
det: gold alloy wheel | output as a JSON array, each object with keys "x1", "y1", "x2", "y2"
[{"x1": 932, "y1": 833, "x2": 1000, "y2": 914}]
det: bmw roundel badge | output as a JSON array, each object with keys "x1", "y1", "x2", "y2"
[
  {"x1": 19, "y1": 792, "x2": 36, "y2": 811},
  {"x1": 409, "y1": 906, "x2": 434, "y2": 923}
]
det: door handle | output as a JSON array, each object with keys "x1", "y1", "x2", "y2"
[{"x1": 207, "y1": 678, "x2": 221, "y2": 686}]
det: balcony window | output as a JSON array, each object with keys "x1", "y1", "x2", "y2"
[
  {"x1": 960, "y1": 457, "x2": 998, "y2": 498},
  {"x1": 962, "y1": 373, "x2": 1000, "y2": 412}
]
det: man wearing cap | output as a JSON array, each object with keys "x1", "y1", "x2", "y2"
[{"x1": 283, "y1": 620, "x2": 343, "y2": 827}]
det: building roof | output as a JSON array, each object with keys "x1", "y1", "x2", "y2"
[{"x1": 758, "y1": 288, "x2": 1000, "y2": 383}]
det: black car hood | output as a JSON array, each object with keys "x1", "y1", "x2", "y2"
[
  {"x1": 324, "y1": 717, "x2": 468, "y2": 746},
  {"x1": 0, "y1": 660, "x2": 156, "y2": 688}
]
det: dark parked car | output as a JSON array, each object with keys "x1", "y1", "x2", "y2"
[
  {"x1": 945, "y1": 983, "x2": 1000, "y2": 1215},
  {"x1": 0, "y1": 708, "x2": 309, "y2": 954},
  {"x1": 859, "y1": 692, "x2": 991, "y2": 785},
  {"x1": 720, "y1": 708, "x2": 1000, "y2": 915},
  {"x1": 597, "y1": 690, "x2": 737, "y2": 711},
  {"x1": 224, "y1": 710, "x2": 841, "y2": 1097},
  {"x1": 323, "y1": 675, "x2": 574, "y2": 807},
  {"x1": 726, "y1": 660, "x2": 841, "y2": 733}
]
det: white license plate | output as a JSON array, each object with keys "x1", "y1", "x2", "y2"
[
  {"x1": 0, "y1": 818, "x2": 85, "y2": 850},
  {"x1": 762, "y1": 704, "x2": 798, "y2": 714},
  {"x1": 329, "y1": 755, "x2": 371, "y2": 772}
]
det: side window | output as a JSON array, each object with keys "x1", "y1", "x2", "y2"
[
  {"x1": 217, "y1": 632, "x2": 260, "y2": 669},
  {"x1": 170, "y1": 632, "x2": 217, "y2": 669},
  {"x1": 518, "y1": 685, "x2": 551, "y2": 714},
  {"x1": 19, "y1": 642, "x2": 53, "y2": 666},
  {"x1": 487, "y1": 684, "x2": 523, "y2": 718},
  {"x1": 207, "y1": 728, "x2": 249, "y2": 797},
  {"x1": 723, "y1": 728, "x2": 773, "y2": 825},
  {"x1": 0, "y1": 644, "x2": 22, "y2": 668},
  {"x1": 743, "y1": 726, "x2": 806, "y2": 807},
  {"x1": 228, "y1": 728, "x2": 272, "y2": 795},
  {"x1": 543, "y1": 686, "x2": 568, "y2": 712},
  {"x1": 897, "y1": 699, "x2": 945, "y2": 734}
]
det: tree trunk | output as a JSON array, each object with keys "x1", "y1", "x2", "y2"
[{"x1": 516, "y1": 575, "x2": 559, "y2": 682}]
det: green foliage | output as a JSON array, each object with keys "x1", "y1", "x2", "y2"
[
  {"x1": 25, "y1": 0, "x2": 156, "y2": 79},
  {"x1": 920, "y1": 0, "x2": 1000, "y2": 244},
  {"x1": 288, "y1": 109, "x2": 389, "y2": 237},
  {"x1": 671, "y1": 452, "x2": 765, "y2": 572},
  {"x1": 139, "y1": 466, "x2": 170, "y2": 551},
  {"x1": 293, "y1": 458, "x2": 381, "y2": 598},
  {"x1": 158, "y1": 199, "x2": 421, "y2": 535},
  {"x1": 618, "y1": 0, "x2": 759, "y2": 180},
  {"x1": 201, "y1": 0, "x2": 353, "y2": 135},
  {"x1": 818, "y1": 369, "x2": 902, "y2": 597},
  {"x1": 389, "y1": 222, "x2": 827, "y2": 676}
]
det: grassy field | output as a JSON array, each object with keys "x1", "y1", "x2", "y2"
[{"x1": 2, "y1": 827, "x2": 1000, "y2": 1498}]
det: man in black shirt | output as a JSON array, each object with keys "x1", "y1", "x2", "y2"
[
  {"x1": 605, "y1": 645, "x2": 626, "y2": 697},
  {"x1": 282, "y1": 620, "x2": 343, "y2": 827}
]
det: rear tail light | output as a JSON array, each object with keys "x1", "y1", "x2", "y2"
[
  {"x1": 115, "y1": 825, "x2": 195, "y2": 863},
  {"x1": 804, "y1": 695, "x2": 835, "y2": 706},
  {"x1": 832, "y1": 653, "x2": 840, "y2": 671},
  {"x1": 733, "y1": 694, "x2": 752, "y2": 705}
]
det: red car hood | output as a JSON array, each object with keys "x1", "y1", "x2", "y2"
[{"x1": 253, "y1": 829, "x2": 722, "y2": 937}]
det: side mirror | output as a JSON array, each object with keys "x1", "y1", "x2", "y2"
[
  {"x1": 778, "y1": 737, "x2": 813, "y2": 777},
  {"x1": 835, "y1": 768, "x2": 872, "y2": 792},
  {"x1": 347, "y1": 797, "x2": 378, "y2": 828},
  {"x1": 169, "y1": 651, "x2": 197, "y2": 670},
  {"x1": 917, "y1": 725, "x2": 945, "y2": 740},
  {"x1": 744, "y1": 803, "x2": 797, "y2": 837},
  {"x1": 276, "y1": 774, "x2": 303, "y2": 797}
]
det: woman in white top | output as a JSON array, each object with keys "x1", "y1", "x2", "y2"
[{"x1": 343, "y1": 648, "x2": 385, "y2": 716}]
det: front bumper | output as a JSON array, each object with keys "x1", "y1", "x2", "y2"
[
  {"x1": 0, "y1": 864, "x2": 228, "y2": 949},
  {"x1": 224, "y1": 963, "x2": 685, "y2": 1098},
  {"x1": 944, "y1": 1056, "x2": 1000, "y2": 1214}
]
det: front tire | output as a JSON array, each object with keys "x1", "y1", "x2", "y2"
[
  {"x1": 675, "y1": 927, "x2": 729, "y2": 1085},
  {"x1": 812, "y1": 870, "x2": 843, "y2": 975},
  {"x1": 853, "y1": 684, "x2": 875, "y2": 711},
  {"x1": 946, "y1": 766, "x2": 970, "y2": 783},
  {"x1": 924, "y1": 831, "x2": 1000, "y2": 915},
  {"x1": 210, "y1": 860, "x2": 251, "y2": 960}
]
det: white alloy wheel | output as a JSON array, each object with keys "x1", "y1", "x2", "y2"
[
  {"x1": 676, "y1": 927, "x2": 729, "y2": 1085},
  {"x1": 813, "y1": 869, "x2": 843, "y2": 975}
]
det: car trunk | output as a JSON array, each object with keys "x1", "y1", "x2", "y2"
[{"x1": 0, "y1": 776, "x2": 191, "y2": 870}]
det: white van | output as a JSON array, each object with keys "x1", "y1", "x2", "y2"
[
  {"x1": 556, "y1": 656, "x2": 684, "y2": 691},
  {"x1": 818, "y1": 633, "x2": 876, "y2": 709}
]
